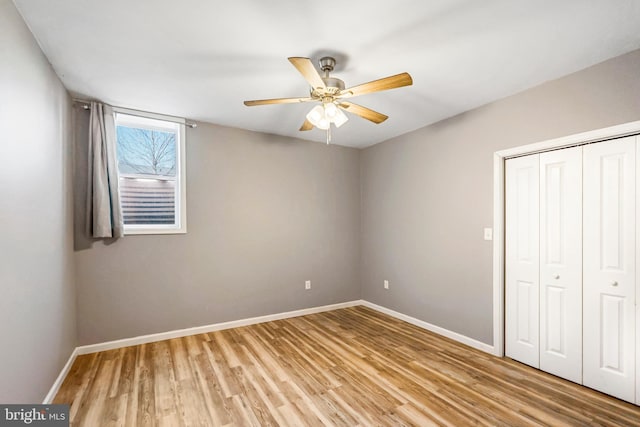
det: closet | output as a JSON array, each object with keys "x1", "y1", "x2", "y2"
[{"x1": 505, "y1": 135, "x2": 638, "y2": 404}]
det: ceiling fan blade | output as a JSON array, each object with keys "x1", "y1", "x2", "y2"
[
  {"x1": 288, "y1": 57, "x2": 327, "y2": 91},
  {"x1": 244, "y1": 97, "x2": 313, "y2": 106},
  {"x1": 338, "y1": 72, "x2": 413, "y2": 98},
  {"x1": 338, "y1": 101, "x2": 388, "y2": 124},
  {"x1": 299, "y1": 119, "x2": 314, "y2": 131}
]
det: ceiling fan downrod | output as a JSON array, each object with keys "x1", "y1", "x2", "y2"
[{"x1": 319, "y1": 56, "x2": 336, "y2": 78}]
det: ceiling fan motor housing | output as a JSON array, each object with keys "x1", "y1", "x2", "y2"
[
  {"x1": 322, "y1": 77, "x2": 345, "y2": 93},
  {"x1": 319, "y1": 56, "x2": 336, "y2": 72}
]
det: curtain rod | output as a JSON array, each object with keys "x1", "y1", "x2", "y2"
[{"x1": 73, "y1": 99, "x2": 198, "y2": 128}]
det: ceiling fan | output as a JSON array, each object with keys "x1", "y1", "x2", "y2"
[{"x1": 243, "y1": 56, "x2": 413, "y2": 142}]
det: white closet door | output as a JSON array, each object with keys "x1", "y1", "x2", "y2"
[
  {"x1": 635, "y1": 135, "x2": 640, "y2": 405},
  {"x1": 583, "y1": 136, "x2": 636, "y2": 403},
  {"x1": 505, "y1": 154, "x2": 540, "y2": 368},
  {"x1": 538, "y1": 147, "x2": 582, "y2": 383},
  {"x1": 637, "y1": 137, "x2": 640, "y2": 406}
]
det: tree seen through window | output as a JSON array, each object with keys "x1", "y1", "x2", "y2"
[{"x1": 116, "y1": 126, "x2": 176, "y2": 176}]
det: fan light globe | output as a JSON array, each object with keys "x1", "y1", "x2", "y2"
[
  {"x1": 324, "y1": 102, "x2": 338, "y2": 119},
  {"x1": 306, "y1": 105, "x2": 324, "y2": 126},
  {"x1": 317, "y1": 117, "x2": 330, "y2": 130},
  {"x1": 333, "y1": 108, "x2": 349, "y2": 128}
]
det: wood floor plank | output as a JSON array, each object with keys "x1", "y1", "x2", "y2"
[{"x1": 54, "y1": 306, "x2": 640, "y2": 426}]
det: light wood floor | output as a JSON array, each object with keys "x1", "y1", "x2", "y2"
[{"x1": 55, "y1": 306, "x2": 640, "y2": 426}]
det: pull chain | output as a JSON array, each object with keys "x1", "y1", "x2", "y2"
[{"x1": 326, "y1": 126, "x2": 331, "y2": 144}]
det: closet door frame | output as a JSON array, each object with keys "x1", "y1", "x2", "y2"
[{"x1": 492, "y1": 120, "x2": 640, "y2": 358}]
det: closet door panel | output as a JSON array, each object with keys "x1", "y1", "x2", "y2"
[
  {"x1": 583, "y1": 136, "x2": 636, "y2": 403},
  {"x1": 539, "y1": 147, "x2": 582, "y2": 383},
  {"x1": 505, "y1": 154, "x2": 540, "y2": 368},
  {"x1": 636, "y1": 137, "x2": 640, "y2": 406}
]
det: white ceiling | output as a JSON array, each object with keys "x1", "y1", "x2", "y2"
[{"x1": 13, "y1": 0, "x2": 640, "y2": 148}]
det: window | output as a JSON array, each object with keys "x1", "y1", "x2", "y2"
[{"x1": 115, "y1": 109, "x2": 186, "y2": 234}]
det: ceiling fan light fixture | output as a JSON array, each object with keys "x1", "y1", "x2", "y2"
[{"x1": 306, "y1": 101, "x2": 348, "y2": 131}]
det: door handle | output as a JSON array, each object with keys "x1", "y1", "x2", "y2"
[
  {"x1": 553, "y1": 274, "x2": 560, "y2": 280},
  {"x1": 611, "y1": 281, "x2": 619, "y2": 287}
]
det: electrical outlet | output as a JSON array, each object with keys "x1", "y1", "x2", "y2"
[
  {"x1": 305, "y1": 280, "x2": 311, "y2": 290},
  {"x1": 384, "y1": 280, "x2": 389, "y2": 290}
]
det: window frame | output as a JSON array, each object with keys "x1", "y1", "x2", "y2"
[{"x1": 114, "y1": 107, "x2": 187, "y2": 235}]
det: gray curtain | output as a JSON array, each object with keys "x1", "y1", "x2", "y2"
[{"x1": 86, "y1": 102, "x2": 124, "y2": 238}]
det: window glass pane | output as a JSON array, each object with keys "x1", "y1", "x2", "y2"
[
  {"x1": 116, "y1": 126, "x2": 176, "y2": 176},
  {"x1": 115, "y1": 118, "x2": 178, "y2": 227},
  {"x1": 118, "y1": 177, "x2": 176, "y2": 225}
]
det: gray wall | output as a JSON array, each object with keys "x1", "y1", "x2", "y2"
[
  {"x1": 0, "y1": 0, "x2": 76, "y2": 402},
  {"x1": 361, "y1": 49, "x2": 640, "y2": 345},
  {"x1": 74, "y1": 122, "x2": 361, "y2": 344}
]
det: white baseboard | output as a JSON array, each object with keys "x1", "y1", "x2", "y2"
[
  {"x1": 76, "y1": 300, "x2": 363, "y2": 355},
  {"x1": 360, "y1": 300, "x2": 495, "y2": 355},
  {"x1": 43, "y1": 347, "x2": 78, "y2": 404}
]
